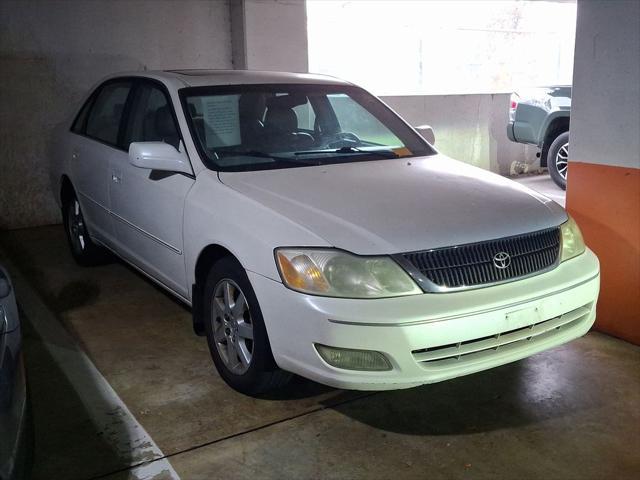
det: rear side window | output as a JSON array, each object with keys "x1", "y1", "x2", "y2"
[
  {"x1": 124, "y1": 83, "x2": 180, "y2": 150},
  {"x1": 71, "y1": 95, "x2": 94, "y2": 134},
  {"x1": 85, "y1": 81, "x2": 132, "y2": 146}
]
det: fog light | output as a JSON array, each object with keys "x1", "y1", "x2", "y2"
[{"x1": 315, "y1": 344, "x2": 392, "y2": 371}]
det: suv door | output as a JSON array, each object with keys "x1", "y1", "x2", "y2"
[
  {"x1": 70, "y1": 80, "x2": 133, "y2": 245},
  {"x1": 109, "y1": 80, "x2": 194, "y2": 298}
]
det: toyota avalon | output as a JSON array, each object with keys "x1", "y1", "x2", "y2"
[{"x1": 50, "y1": 70, "x2": 600, "y2": 394}]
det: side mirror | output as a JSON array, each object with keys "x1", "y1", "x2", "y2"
[
  {"x1": 129, "y1": 142, "x2": 192, "y2": 175},
  {"x1": 415, "y1": 125, "x2": 435, "y2": 145}
]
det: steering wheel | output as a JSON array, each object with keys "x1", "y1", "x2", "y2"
[{"x1": 325, "y1": 131, "x2": 361, "y2": 149}]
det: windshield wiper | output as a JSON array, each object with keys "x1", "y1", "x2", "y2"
[
  {"x1": 219, "y1": 149, "x2": 279, "y2": 159},
  {"x1": 218, "y1": 150, "x2": 312, "y2": 164},
  {"x1": 294, "y1": 146, "x2": 399, "y2": 158}
]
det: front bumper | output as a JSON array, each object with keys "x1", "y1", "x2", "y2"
[{"x1": 249, "y1": 248, "x2": 600, "y2": 390}]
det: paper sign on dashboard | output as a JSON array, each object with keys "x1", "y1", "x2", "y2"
[{"x1": 202, "y1": 95, "x2": 241, "y2": 147}]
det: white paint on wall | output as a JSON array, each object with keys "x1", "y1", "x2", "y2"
[{"x1": 570, "y1": 0, "x2": 640, "y2": 169}]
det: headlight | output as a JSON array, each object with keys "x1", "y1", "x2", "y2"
[
  {"x1": 560, "y1": 216, "x2": 586, "y2": 262},
  {"x1": 275, "y1": 248, "x2": 422, "y2": 298}
]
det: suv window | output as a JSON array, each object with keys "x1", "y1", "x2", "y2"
[
  {"x1": 85, "y1": 81, "x2": 132, "y2": 146},
  {"x1": 125, "y1": 83, "x2": 180, "y2": 150}
]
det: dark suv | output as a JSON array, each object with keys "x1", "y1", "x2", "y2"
[{"x1": 507, "y1": 86, "x2": 571, "y2": 189}]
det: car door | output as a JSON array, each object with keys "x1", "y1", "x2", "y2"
[
  {"x1": 70, "y1": 80, "x2": 133, "y2": 245},
  {"x1": 109, "y1": 80, "x2": 195, "y2": 298}
]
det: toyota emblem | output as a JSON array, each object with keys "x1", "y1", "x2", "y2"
[{"x1": 493, "y1": 252, "x2": 511, "y2": 269}]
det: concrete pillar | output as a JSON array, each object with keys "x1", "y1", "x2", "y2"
[
  {"x1": 567, "y1": 0, "x2": 640, "y2": 344},
  {"x1": 230, "y1": 0, "x2": 308, "y2": 72}
]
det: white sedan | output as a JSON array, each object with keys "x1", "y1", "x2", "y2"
[{"x1": 50, "y1": 70, "x2": 600, "y2": 394}]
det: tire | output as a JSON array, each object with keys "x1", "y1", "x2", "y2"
[
  {"x1": 547, "y1": 131, "x2": 569, "y2": 190},
  {"x1": 203, "y1": 256, "x2": 291, "y2": 395},
  {"x1": 62, "y1": 193, "x2": 109, "y2": 266}
]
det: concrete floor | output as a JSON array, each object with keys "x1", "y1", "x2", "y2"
[{"x1": 1, "y1": 214, "x2": 638, "y2": 479}]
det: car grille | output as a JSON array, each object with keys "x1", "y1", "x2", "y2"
[
  {"x1": 401, "y1": 227, "x2": 561, "y2": 290},
  {"x1": 412, "y1": 303, "x2": 592, "y2": 369}
]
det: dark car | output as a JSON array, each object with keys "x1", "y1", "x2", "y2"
[
  {"x1": 507, "y1": 86, "x2": 571, "y2": 189},
  {"x1": 0, "y1": 267, "x2": 30, "y2": 480}
]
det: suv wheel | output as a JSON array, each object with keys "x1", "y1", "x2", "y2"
[
  {"x1": 547, "y1": 131, "x2": 569, "y2": 190},
  {"x1": 203, "y1": 256, "x2": 291, "y2": 395}
]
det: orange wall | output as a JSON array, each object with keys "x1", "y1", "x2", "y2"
[{"x1": 566, "y1": 162, "x2": 640, "y2": 345}]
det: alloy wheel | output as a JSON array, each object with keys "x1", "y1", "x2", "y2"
[
  {"x1": 211, "y1": 279, "x2": 254, "y2": 374},
  {"x1": 68, "y1": 199, "x2": 87, "y2": 253},
  {"x1": 555, "y1": 142, "x2": 569, "y2": 179}
]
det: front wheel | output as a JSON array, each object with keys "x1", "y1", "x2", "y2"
[
  {"x1": 547, "y1": 131, "x2": 569, "y2": 190},
  {"x1": 203, "y1": 256, "x2": 291, "y2": 395}
]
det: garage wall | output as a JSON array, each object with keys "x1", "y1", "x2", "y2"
[
  {"x1": 231, "y1": 0, "x2": 308, "y2": 72},
  {"x1": 381, "y1": 94, "x2": 538, "y2": 174},
  {"x1": 566, "y1": 0, "x2": 640, "y2": 344},
  {"x1": 0, "y1": 0, "x2": 232, "y2": 230}
]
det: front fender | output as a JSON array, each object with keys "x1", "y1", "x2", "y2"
[
  {"x1": 538, "y1": 110, "x2": 571, "y2": 146},
  {"x1": 183, "y1": 172, "x2": 331, "y2": 297}
]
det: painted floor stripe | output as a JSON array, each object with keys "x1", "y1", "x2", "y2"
[{"x1": 0, "y1": 250, "x2": 180, "y2": 480}]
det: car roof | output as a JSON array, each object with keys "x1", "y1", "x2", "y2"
[{"x1": 106, "y1": 69, "x2": 353, "y2": 89}]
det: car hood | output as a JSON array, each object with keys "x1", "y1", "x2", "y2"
[{"x1": 218, "y1": 155, "x2": 567, "y2": 254}]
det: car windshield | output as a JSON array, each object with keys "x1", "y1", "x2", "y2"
[{"x1": 181, "y1": 84, "x2": 435, "y2": 172}]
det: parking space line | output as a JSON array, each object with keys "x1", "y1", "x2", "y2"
[
  {"x1": 0, "y1": 247, "x2": 381, "y2": 478},
  {"x1": 157, "y1": 389, "x2": 379, "y2": 463},
  {"x1": 0, "y1": 250, "x2": 181, "y2": 480}
]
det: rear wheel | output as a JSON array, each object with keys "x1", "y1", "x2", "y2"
[
  {"x1": 63, "y1": 194, "x2": 108, "y2": 266},
  {"x1": 547, "y1": 131, "x2": 569, "y2": 190},
  {"x1": 203, "y1": 256, "x2": 291, "y2": 395}
]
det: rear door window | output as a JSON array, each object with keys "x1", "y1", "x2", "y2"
[{"x1": 85, "y1": 81, "x2": 132, "y2": 146}]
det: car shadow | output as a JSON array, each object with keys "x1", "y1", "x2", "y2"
[
  {"x1": 53, "y1": 280, "x2": 101, "y2": 313},
  {"x1": 255, "y1": 374, "x2": 337, "y2": 401},
  {"x1": 320, "y1": 355, "x2": 602, "y2": 436},
  {"x1": 0, "y1": 231, "x2": 102, "y2": 315}
]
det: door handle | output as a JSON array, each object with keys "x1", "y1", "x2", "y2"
[
  {"x1": 71, "y1": 150, "x2": 79, "y2": 160},
  {"x1": 112, "y1": 171, "x2": 122, "y2": 184}
]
